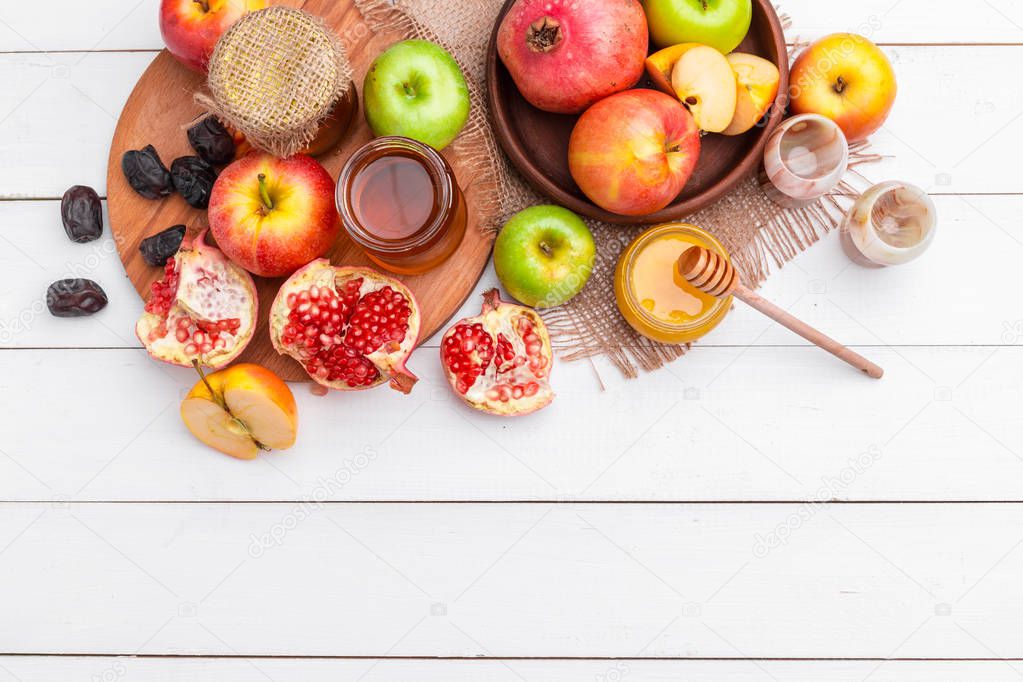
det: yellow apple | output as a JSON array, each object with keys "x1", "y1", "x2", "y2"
[
  {"x1": 789, "y1": 33, "x2": 897, "y2": 142},
  {"x1": 722, "y1": 53, "x2": 781, "y2": 136},
  {"x1": 671, "y1": 44, "x2": 737, "y2": 133},
  {"x1": 181, "y1": 363, "x2": 298, "y2": 460},
  {"x1": 645, "y1": 43, "x2": 699, "y2": 96}
]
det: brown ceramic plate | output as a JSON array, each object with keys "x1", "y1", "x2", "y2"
[{"x1": 486, "y1": 0, "x2": 789, "y2": 225}]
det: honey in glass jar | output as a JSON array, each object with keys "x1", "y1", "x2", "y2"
[
  {"x1": 614, "y1": 223, "x2": 732, "y2": 344},
  {"x1": 336, "y1": 136, "x2": 467, "y2": 275}
]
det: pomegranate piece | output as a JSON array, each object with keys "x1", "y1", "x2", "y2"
[
  {"x1": 441, "y1": 289, "x2": 554, "y2": 416},
  {"x1": 135, "y1": 230, "x2": 257, "y2": 369},
  {"x1": 269, "y1": 260, "x2": 420, "y2": 393}
]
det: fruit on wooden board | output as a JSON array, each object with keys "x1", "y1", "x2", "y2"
[
  {"x1": 789, "y1": 33, "x2": 897, "y2": 143},
  {"x1": 159, "y1": 0, "x2": 266, "y2": 73},
  {"x1": 187, "y1": 116, "x2": 236, "y2": 166},
  {"x1": 363, "y1": 40, "x2": 470, "y2": 151},
  {"x1": 136, "y1": 229, "x2": 258, "y2": 370},
  {"x1": 122, "y1": 145, "x2": 173, "y2": 199},
  {"x1": 497, "y1": 0, "x2": 648, "y2": 115},
  {"x1": 721, "y1": 52, "x2": 780, "y2": 136},
  {"x1": 568, "y1": 89, "x2": 700, "y2": 216},
  {"x1": 269, "y1": 261, "x2": 420, "y2": 394},
  {"x1": 643, "y1": 0, "x2": 752, "y2": 54},
  {"x1": 181, "y1": 362, "x2": 297, "y2": 460},
  {"x1": 208, "y1": 152, "x2": 340, "y2": 278},
  {"x1": 170, "y1": 156, "x2": 218, "y2": 209},
  {"x1": 139, "y1": 225, "x2": 187, "y2": 267},
  {"x1": 60, "y1": 185, "x2": 103, "y2": 243},
  {"x1": 670, "y1": 44, "x2": 737, "y2": 133},
  {"x1": 441, "y1": 289, "x2": 554, "y2": 416},
  {"x1": 494, "y1": 205, "x2": 595, "y2": 308}
]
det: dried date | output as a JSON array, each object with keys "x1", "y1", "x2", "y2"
[
  {"x1": 187, "y1": 116, "x2": 235, "y2": 166},
  {"x1": 60, "y1": 185, "x2": 103, "y2": 243},
  {"x1": 139, "y1": 224, "x2": 186, "y2": 266},
  {"x1": 171, "y1": 156, "x2": 217, "y2": 209},
  {"x1": 46, "y1": 279, "x2": 108, "y2": 317},
  {"x1": 122, "y1": 145, "x2": 173, "y2": 199}
]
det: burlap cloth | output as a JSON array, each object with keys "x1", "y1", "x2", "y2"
[{"x1": 353, "y1": 0, "x2": 880, "y2": 379}]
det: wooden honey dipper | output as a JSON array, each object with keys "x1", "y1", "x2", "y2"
[{"x1": 678, "y1": 247, "x2": 884, "y2": 379}]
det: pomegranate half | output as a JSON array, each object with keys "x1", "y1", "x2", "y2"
[
  {"x1": 497, "y1": 0, "x2": 649, "y2": 114},
  {"x1": 269, "y1": 260, "x2": 420, "y2": 393},
  {"x1": 136, "y1": 229, "x2": 258, "y2": 369},
  {"x1": 441, "y1": 289, "x2": 554, "y2": 416}
]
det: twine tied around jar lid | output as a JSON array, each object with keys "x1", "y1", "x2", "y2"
[{"x1": 196, "y1": 6, "x2": 353, "y2": 158}]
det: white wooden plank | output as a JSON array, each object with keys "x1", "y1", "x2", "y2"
[
  {"x1": 1, "y1": 502, "x2": 1022, "y2": 657},
  {"x1": 1, "y1": 0, "x2": 1022, "y2": 50},
  {"x1": 0, "y1": 46, "x2": 1019, "y2": 198},
  {"x1": 0, "y1": 657, "x2": 1021, "y2": 681},
  {"x1": 2, "y1": 193, "x2": 1020, "y2": 351},
  {"x1": 0, "y1": 346, "x2": 1017, "y2": 502}
]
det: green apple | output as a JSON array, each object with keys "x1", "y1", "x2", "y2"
[
  {"x1": 363, "y1": 40, "x2": 470, "y2": 150},
  {"x1": 643, "y1": 0, "x2": 753, "y2": 54},
  {"x1": 494, "y1": 206, "x2": 596, "y2": 309}
]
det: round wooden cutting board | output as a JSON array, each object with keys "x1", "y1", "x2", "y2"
[{"x1": 107, "y1": 0, "x2": 493, "y2": 381}]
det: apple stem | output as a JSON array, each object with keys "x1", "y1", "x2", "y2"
[
  {"x1": 193, "y1": 0, "x2": 210, "y2": 12},
  {"x1": 257, "y1": 173, "x2": 274, "y2": 214},
  {"x1": 834, "y1": 76, "x2": 848, "y2": 94},
  {"x1": 192, "y1": 359, "x2": 227, "y2": 412},
  {"x1": 539, "y1": 241, "x2": 554, "y2": 258}
]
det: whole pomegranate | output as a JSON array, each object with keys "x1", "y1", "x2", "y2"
[
  {"x1": 136, "y1": 230, "x2": 258, "y2": 369},
  {"x1": 269, "y1": 260, "x2": 420, "y2": 393},
  {"x1": 497, "y1": 0, "x2": 648, "y2": 115},
  {"x1": 441, "y1": 289, "x2": 554, "y2": 416}
]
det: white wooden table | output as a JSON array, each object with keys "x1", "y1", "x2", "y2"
[{"x1": 1, "y1": 1, "x2": 1022, "y2": 679}]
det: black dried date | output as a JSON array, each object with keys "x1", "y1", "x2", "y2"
[
  {"x1": 187, "y1": 116, "x2": 235, "y2": 166},
  {"x1": 60, "y1": 185, "x2": 103, "y2": 243},
  {"x1": 122, "y1": 145, "x2": 173, "y2": 199},
  {"x1": 46, "y1": 279, "x2": 108, "y2": 317},
  {"x1": 139, "y1": 224, "x2": 186, "y2": 266},
  {"x1": 171, "y1": 156, "x2": 218, "y2": 209}
]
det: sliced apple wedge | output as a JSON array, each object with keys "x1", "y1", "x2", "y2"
[
  {"x1": 671, "y1": 44, "x2": 737, "y2": 133},
  {"x1": 645, "y1": 43, "x2": 700, "y2": 96},
  {"x1": 722, "y1": 52, "x2": 781, "y2": 136},
  {"x1": 181, "y1": 363, "x2": 298, "y2": 460}
]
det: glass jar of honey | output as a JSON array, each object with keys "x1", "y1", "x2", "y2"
[
  {"x1": 336, "y1": 136, "x2": 467, "y2": 275},
  {"x1": 614, "y1": 223, "x2": 732, "y2": 344}
]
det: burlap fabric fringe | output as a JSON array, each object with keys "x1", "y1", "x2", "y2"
[
  {"x1": 354, "y1": 0, "x2": 881, "y2": 379},
  {"x1": 196, "y1": 7, "x2": 354, "y2": 158}
]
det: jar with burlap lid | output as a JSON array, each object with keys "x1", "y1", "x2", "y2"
[{"x1": 198, "y1": 6, "x2": 354, "y2": 158}]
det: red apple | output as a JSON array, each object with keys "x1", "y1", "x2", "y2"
[
  {"x1": 568, "y1": 89, "x2": 700, "y2": 217},
  {"x1": 208, "y1": 152, "x2": 340, "y2": 278},
  {"x1": 160, "y1": 0, "x2": 265, "y2": 73},
  {"x1": 789, "y1": 33, "x2": 897, "y2": 143}
]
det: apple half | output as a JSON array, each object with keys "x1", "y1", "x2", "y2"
[{"x1": 181, "y1": 363, "x2": 298, "y2": 460}]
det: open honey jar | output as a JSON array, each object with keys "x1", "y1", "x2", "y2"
[
  {"x1": 614, "y1": 223, "x2": 732, "y2": 344},
  {"x1": 336, "y1": 136, "x2": 467, "y2": 275}
]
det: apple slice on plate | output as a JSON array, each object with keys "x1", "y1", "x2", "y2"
[
  {"x1": 671, "y1": 44, "x2": 738, "y2": 134},
  {"x1": 722, "y1": 53, "x2": 781, "y2": 136}
]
